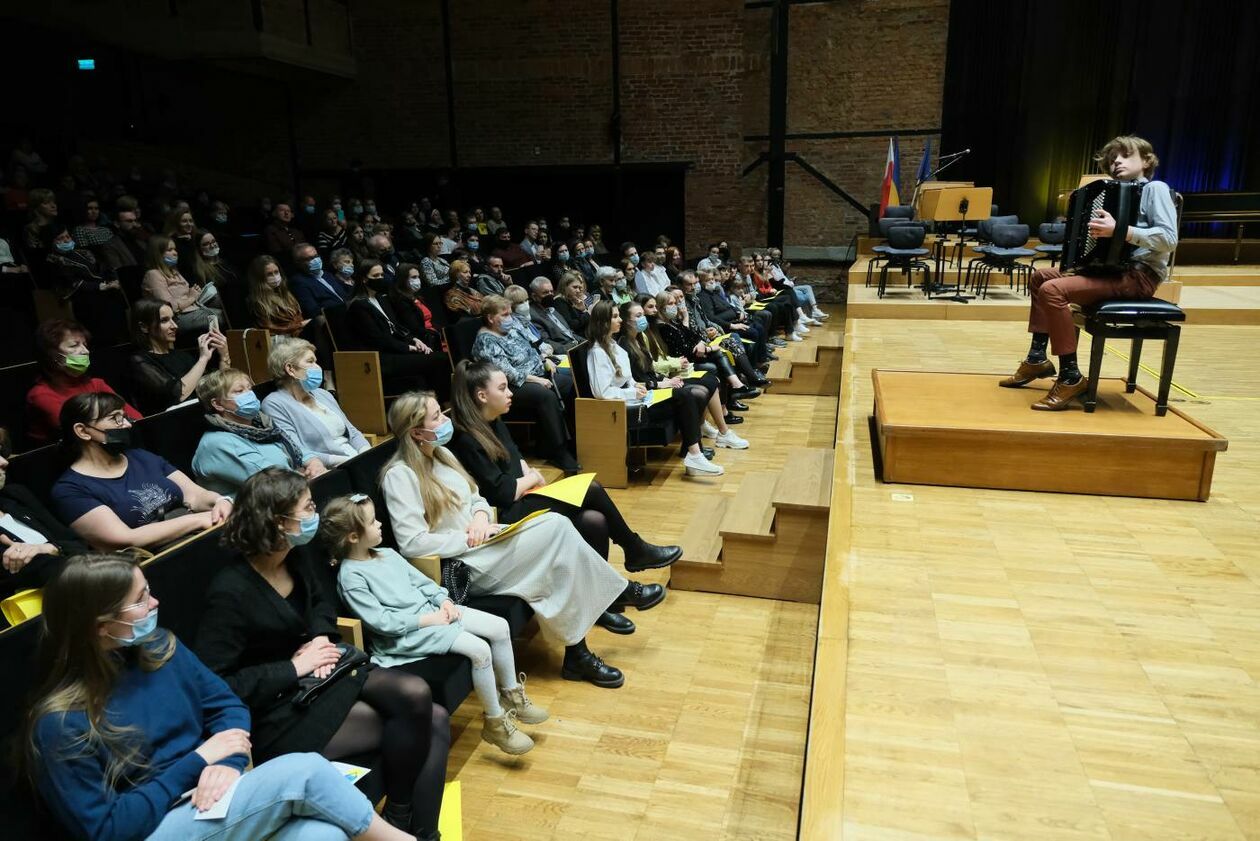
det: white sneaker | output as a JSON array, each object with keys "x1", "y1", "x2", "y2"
[
  {"x1": 812, "y1": 308, "x2": 830, "y2": 320},
  {"x1": 684, "y1": 452, "x2": 725, "y2": 476},
  {"x1": 701, "y1": 420, "x2": 719, "y2": 439},
  {"x1": 715, "y1": 430, "x2": 749, "y2": 449},
  {"x1": 789, "y1": 332, "x2": 804, "y2": 342},
  {"x1": 796, "y1": 323, "x2": 810, "y2": 334}
]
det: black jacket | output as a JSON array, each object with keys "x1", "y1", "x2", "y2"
[
  {"x1": 697, "y1": 287, "x2": 741, "y2": 332},
  {"x1": 347, "y1": 295, "x2": 415, "y2": 354},
  {"x1": 553, "y1": 298, "x2": 589, "y2": 336},
  {"x1": 0, "y1": 484, "x2": 88, "y2": 603},
  {"x1": 193, "y1": 553, "x2": 369, "y2": 759},
  {"x1": 448, "y1": 419, "x2": 525, "y2": 512}
]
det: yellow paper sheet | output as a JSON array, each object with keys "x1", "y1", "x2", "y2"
[
  {"x1": 707, "y1": 332, "x2": 732, "y2": 349},
  {"x1": 557, "y1": 356, "x2": 571, "y2": 369},
  {"x1": 482, "y1": 508, "x2": 550, "y2": 546},
  {"x1": 684, "y1": 369, "x2": 708, "y2": 379},
  {"x1": 748, "y1": 302, "x2": 767, "y2": 311},
  {"x1": 1, "y1": 588, "x2": 43, "y2": 625},
  {"x1": 648, "y1": 388, "x2": 673, "y2": 404},
  {"x1": 439, "y1": 780, "x2": 462, "y2": 841},
  {"x1": 525, "y1": 472, "x2": 596, "y2": 507}
]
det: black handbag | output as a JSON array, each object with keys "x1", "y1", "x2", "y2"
[
  {"x1": 440, "y1": 558, "x2": 471, "y2": 605},
  {"x1": 291, "y1": 644, "x2": 371, "y2": 708}
]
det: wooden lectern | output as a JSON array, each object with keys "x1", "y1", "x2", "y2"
[{"x1": 918, "y1": 186, "x2": 993, "y2": 300}]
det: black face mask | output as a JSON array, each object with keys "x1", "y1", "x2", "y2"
[
  {"x1": 94, "y1": 427, "x2": 132, "y2": 456},
  {"x1": 541, "y1": 294, "x2": 557, "y2": 308},
  {"x1": 368, "y1": 277, "x2": 390, "y2": 294}
]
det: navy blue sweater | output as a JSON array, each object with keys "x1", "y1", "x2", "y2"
[{"x1": 34, "y1": 637, "x2": 251, "y2": 841}]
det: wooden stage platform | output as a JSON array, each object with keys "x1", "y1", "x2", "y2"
[{"x1": 871, "y1": 370, "x2": 1228, "y2": 501}]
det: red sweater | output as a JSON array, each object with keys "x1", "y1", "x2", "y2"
[{"x1": 25, "y1": 377, "x2": 142, "y2": 444}]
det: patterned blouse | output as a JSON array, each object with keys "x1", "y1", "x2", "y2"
[{"x1": 470, "y1": 326, "x2": 544, "y2": 386}]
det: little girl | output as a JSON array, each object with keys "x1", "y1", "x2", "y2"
[{"x1": 320, "y1": 493, "x2": 547, "y2": 756}]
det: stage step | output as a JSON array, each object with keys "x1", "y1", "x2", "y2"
[
  {"x1": 719, "y1": 472, "x2": 777, "y2": 540},
  {"x1": 676, "y1": 494, "x2": 726, "y2": 565},
  {"x1": 672, "y1": 450, "x2": 833, "y2": 604}
]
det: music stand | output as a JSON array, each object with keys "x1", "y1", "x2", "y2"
[{"x1": 920, "y1": 186, "x2": 992, "y2": 302}]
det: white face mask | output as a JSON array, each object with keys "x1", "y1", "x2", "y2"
[
  {"x1": 265, "y1": 273, "x2": 282, "y2": 288},
  {"x1": 514, "y1": 303, "x2": 531, "y2": 318}
]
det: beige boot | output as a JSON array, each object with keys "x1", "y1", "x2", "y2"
[
  {"x1": 499, "y1": 672, "x2": 550, "y2": 725},
  {"x1": 482, "y1": 709, "x2": 534, "y2": 755}
]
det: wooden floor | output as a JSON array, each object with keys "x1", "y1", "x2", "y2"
[
  {"x1": 443, "y1": 325, "x2": 843, "y2": 839},
  {"x1": 836, "y1": 319, "x2": 1260, "y2": 840}
]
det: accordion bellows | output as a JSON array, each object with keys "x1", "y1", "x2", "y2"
[{"x1": 1060, "y1": 180, "x2": 1144, "y2": 273}]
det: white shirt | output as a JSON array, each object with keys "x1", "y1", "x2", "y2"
[
  {"x1": 634, "y1": 266, "x2": 669, "y2": 298},
  {"x1": 586, "y1": 342, "x2": 642, "y2": 403},
  {"x1": 310, "y1": 401, "x2": 358, "y2": 457},
  {"x1": 697, "y1": 256, "x2": 722, "y2": 272}
]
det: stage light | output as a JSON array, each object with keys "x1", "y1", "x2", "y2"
[{"x1": 77, "y1": 58, "x2": 96, "y2": 71}]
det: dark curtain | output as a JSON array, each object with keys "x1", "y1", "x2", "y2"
[{"x1": 940, "y1": 0, "x2": 1260, "y2": 228}]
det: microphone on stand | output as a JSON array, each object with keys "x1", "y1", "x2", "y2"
[{"x1": 938, "y1": 148, "x2": 972, "y2": 161}]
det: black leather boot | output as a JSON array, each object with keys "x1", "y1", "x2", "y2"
[
  {"x1": 595, "y1": 610, "x2": 636, "y2": 635},
  {"x1": 609, "y1": 581, "x2": 666, "y2": 613},
  {"x1": 623, "y1": 538, "x2": 682, "y2": 573},
  {"x1": 562, "y1": 640, "x2": 625, "y2": 688}
]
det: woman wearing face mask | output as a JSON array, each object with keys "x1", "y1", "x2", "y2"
[
  {"x1": 245, "y1": 255, "x2": 337, "y2": 388},
  {"x1": 0, "y1": 426, "x2": 87, "y2": 610},
  {"x1": 162, "y1": 208, "x2": 199, "y2": 276},
  {"x1": 260, "y1": 338, "x2": 368, "y2": 467},
  {"x1": 128, "y1": 299, "x2": 232, "y2": 415},
  {"x1": 458, "y1": 231, "x2": 485, "y2": 276},
  {"x1": 189, "y1": 228, "x2": 246, "y2": 328},
  {"x1": 384, "y1": 391, "x2": 651, "y2": 685},
  {"x1": 27, "y1": 554, "x2": 416, "y2": 841},
  {"x1": 42, "y1": 223, "x2": 131, "y2": 345},
  {"x1": 191, "y1": 368, "x2": 328, "y2": 495},
  {"x1": 347, "y1": 260, "x2": 451, "y2": 402},
  {"x1": 195, "y1": 469, "x2": 451, "y2": 840},
  {"x1": 142, "y1": 234, "x2": 225, "y2": 333},
  {"x1": 572, "y1": 240, "x2": 599, "y2": 285},
  {"x1": 590, "y1": 265, "x2": 633, "y2": 307},
  {"x1": 25, "y1": 319, "x2": 140, "y2": 445},
  {"x1": 653, "y1": 290, "x2": 760, "y2": 403},
  {"x1": 387, "y1": 262, "x2": 443, "y2": 349},
  {"x1": 52, "y1": 392, "x2": 232, "y2": 551},
  {"x1": 471, "y1": 295, "x2": 579, "y2": 473}
]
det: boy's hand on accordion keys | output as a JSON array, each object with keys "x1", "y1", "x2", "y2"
[{"x1": 1087, "y1": 209, "x2": 1117, "y2": 238}]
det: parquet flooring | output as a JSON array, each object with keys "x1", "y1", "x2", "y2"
[
  {"x1": 838, "y1": 319, "x2": 1260, "y2": 840},
  {"x1": 444, "y1": 326, "x2": 843, "y2": 839}
]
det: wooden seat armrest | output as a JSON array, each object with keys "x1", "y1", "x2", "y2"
[
  {"x1": 336, "y1": 616, "x2": 365, "y2": 650},
  {"x1": 407, "y1": 554, "x2": 442, "y2": 581}
]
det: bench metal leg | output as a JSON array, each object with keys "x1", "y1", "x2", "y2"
[
  {"x1": 1083, "y1": 330, "x2": 1107, "y2": 413},
  {"x1": 1156, "y1": 326, "x2": 1179, "y2": 417},
  {"x1": 1126, "y1": 338, "x2": 1143, "y2": 393}
]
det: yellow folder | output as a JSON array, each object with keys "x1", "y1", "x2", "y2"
[
  {"x1": 648, "y1": 388, "x2": 673, "y2": 404},
  {"x1": 483, "y1": 508, "x2": 551, "y2": 546},
  {"x1": 525, "y1": 472, "x2": 596, "y2": 507},
  {"x1": 683, "y1": 369, "x2": 708, "y2": 379}
]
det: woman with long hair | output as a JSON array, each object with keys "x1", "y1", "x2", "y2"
[
  {"x1": 245, "y1": 255, "x2": 336, "y2": 388},
  {"x1": 26, "y1": 553, "x2": 414, "y2": 841},
  {"x1": 190, "y1": 228, "x2": 246, "y2": 328},
  {"x1": 191, "y1": 469, "x2": 450, "y2": 840},
  {"x1": 383, "y1": 391, "x2": 659, "y2": 686},
  {"x1": 41, "y1": 223, "x2": 130, "y2": 346},
  {"x1": 585, "y1": 301, "x2": 736, "y2": 476},
  {"x1": 619, "y1": 299, "x2": 743, "y2": 432},
  {"x1": 653, "y1": 289, "x2": 761, "y2": 402},
  {"x1": 347, "y1": 259, "x2": 450, "y2": 401},
  {"x1": 128, "y1": 300, "x2": 232, "y2": 414},
  {"x1": 142, "y1": 234, "x2": 224, "y2": 333},
  {"x1": 447, "y1": 360, "x2": 682, "y2": 620}
]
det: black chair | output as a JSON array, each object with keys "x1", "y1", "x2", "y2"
[
  {"x1": 877, "y1": 225, "x2": 932, "y2": 298},
  {"x1": 972, "y1": 224, "x2": 1035, "y2": 299},
  {"x1": 443, "y1": 317, "x2": 483, "y2": 366},
  {"x1": 866, "y1": 216, "x2": 919, "y2": 287},
  {"x1": 321, "y1": 304, "x2": 353, "y2": 351},
  {"x1": 1073, "y1": 299, "x2": 1186, "y2": 416},
  {"x1": 962, "y1": 214, "x2": 1019, "y2": 289},
  {"x1": 6, "y1": 443, "x2": 66, "y2": 512},
  {"x1": 132, "y1": 402, "x2": 206, "y2": 478},
  {"x1": 1031, "y1": 222, "x2": 1066, "y2": 268},
  {"x1": 0, "y1": 362, "x2": 40, "y2": 452},
  {"x1": 116, "y1": 264, "x2": 144, "y2": 303}
]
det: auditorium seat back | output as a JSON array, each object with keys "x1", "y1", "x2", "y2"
[
  {"x1": 444, "y1": 317, "x2": 483, "y2": 366},
  {"x1": 133, "y1": 402, "x2": 206, "y2": 477}
]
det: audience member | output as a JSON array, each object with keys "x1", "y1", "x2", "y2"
[
  {"x1": 388, "y1": 262, "x2": 444, "y2": 345},
  {"x1": 190, "y1": 229, "x2": 247, "y2": 328},
  {"x1": 70, "y1": 197, "x2": 113, "y2": 249},
  {"x1": 633, "y1": 249, "x2": 670, "y2": 298},
  {"x1": 475, "y1": 254, "x2": 511, "y2": 296},
  {"x1": 348, "y1": 259, "x2": 451, "y2": 400},
  {"x1": 128, "y1": 300, "x2": 231, "y2": 414},
  {"x1": 527, "y1": 277, "x2": 582, "y2": 352},
  {"x1": 142, "y1": 234, "x2": 224, "y2": 333},
  {"x1": 194, "y1": 468, "x2": 450, "y2": 840},
  {"x1": 264, "y1": 202, "x2": 307, "y2": 261},
  {"x1": 592, "y1": 265, "x2": 633, "y2": 306},
  {"x1": 490, "y1": 228, "x2": 533, "y2": 269},
  {"x1": 418, "y1": 233, "x2": 450, "y2": 288},
  {"x1": 261, "y1": 338, "x2": 368, "y2": 466},
  {"x1": 99, "y1": 205, "x2": 145, "y2": 270},
  {"x1": 442, "y1": 258, "x2": 484, "y2": 320},
  {"x1": 192, "y1": 368, "x2": 327, "y2": 495},
  {"x1": 25, "y1": 320, "x2": 141, "y2": 444},
  {"x1": 290, "y1": 242, "x2": 351, "y2": 318},
  {"x1": 23, "y1": 187, "x2": 59, "y2": 250},
  {"x1": 52, "y1": 392, "x2": 231, "y2": 551},
  {"x1": 42, "y1": 223, "x2": 130, "y2": 344}
]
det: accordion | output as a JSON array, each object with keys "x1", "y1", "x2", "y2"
[{"x1": 1059, "y1": 179, "x2": 1144, "y2": 273}]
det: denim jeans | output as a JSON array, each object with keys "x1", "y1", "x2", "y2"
[
  {"x1": 791, "y1": 284, "x2": 817, "y2": 309},
  {"x1": 147, "y1": 753, "x2": 375, "y2": 841}
]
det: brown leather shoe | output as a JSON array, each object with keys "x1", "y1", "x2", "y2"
[
  {"x1": 1031, "y1": 377, "x2": 1089, "y2": 411},
  {"x1": 999, "y1": 359, "x2": 1056, "y2": 388}
]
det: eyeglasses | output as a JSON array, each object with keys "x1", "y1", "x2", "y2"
[
  {"x1": 119, "y1": 584, "x2": 151, "y2": 615},
  {"x1": 283, "y1": 499, "x2": 318, "y2": 521},
  {"x1": 94, "y1": 411, "x2": 130, "y2": 427}
]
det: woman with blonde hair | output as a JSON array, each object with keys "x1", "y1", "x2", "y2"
[
  {"x1": 381, "y1": 391, "x2": 661, "y2": 687},
  {"x1": 25, "y1": 554, "x2": 414, "y2": 841},
  {"x1": 260, "y1": 337, "x2": 366, "y2": 466}
]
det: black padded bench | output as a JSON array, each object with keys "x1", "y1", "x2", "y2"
[{"x1": 1073, "y1": 298, "x2": 1186, "y2": 416}]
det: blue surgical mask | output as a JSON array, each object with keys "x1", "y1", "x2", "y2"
[
  {"x1": 664, "y1": 304, "x2": 678, "y2": 319},
  {"x1": 629, "y1": 253, "x2": 640, "y2": 266},
  {"x1": 429, "y1": 417, "x2": 454, "y2": 446},
  {"x1": 409, "y1": 277, "x2": 423, "y2": 292},
  {"x1": 351, "y1": 205, "x2": 363, "y2": 215},
  {"x1": 163, "y1": 254, "x2": 179, "y2": 267},
  {"x1": 557, "y1": 251, "x2": 569, "y2": 262},
  {"x1": 231, "y1": 389, "x2": 261, "y2": 418},
  {"x1": 307, "y1": 256, "x2": 323, "y2": 274},
  {"x1": 109, "y1": 608, "x2": 159, "y2": 646},
  {"x1": 286, "y1": 512, "x2": 320, "y2": 547},
  {"x1": 300, "y1": 366, "x2": 323, "y2": 392},
  {"x1": 338, "y1": 263, "x2": 354, "y2": 277},
  {"x1": 304, "y1": 204, "x2": 316, "y2": 213},
  {"x1": 635, "y1": 315, "x2": 648, "y2": 332},
  {"x1": 55, "y1": 240, "x2": 76, "y2": 253},
  {"x1": 467, "y1": 240, "x2": 479, "y2": 251},
  {"x1": 214, "y1": 213, "x2": 228, "y2": 224}
]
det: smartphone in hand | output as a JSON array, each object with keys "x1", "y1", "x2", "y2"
[{"x1": 208, "y1": 315, "x2": 219, "y2": 334}]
